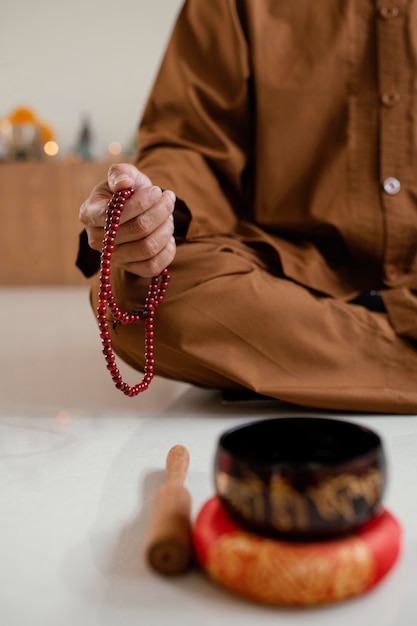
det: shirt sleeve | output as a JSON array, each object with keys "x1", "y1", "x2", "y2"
[
  {"x1": 135, "y1": 0, "x2": 253, "y2": 238},
  {"x1": 75, "y1": 229, "x2": 101, "y2": 278}
]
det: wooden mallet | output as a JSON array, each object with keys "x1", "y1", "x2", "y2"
[{"x1": 145, "y1": 444, "x2": 193, "y2": 575}]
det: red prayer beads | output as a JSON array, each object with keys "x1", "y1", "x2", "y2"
[{"x1": 97, "y1": 188, "x2": 170, "y2": 396}]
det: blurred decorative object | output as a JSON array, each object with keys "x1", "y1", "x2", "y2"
[
  {"x1": 107, "y1": 141, "x2": 122, "y2": 156},
  {"x1": 0, "y1": 106, "x2": 57, "y2": 160},
  {"x1": 43, "y1": 140, "x2": 59, "y2": 157},
  {"x1": 74, "y1": 116, "x2": 93, "y2": 160}
]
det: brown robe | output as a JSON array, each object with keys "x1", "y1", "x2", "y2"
[{"x1": 89, "y1": 0, "x2": 417, "y2": 412}]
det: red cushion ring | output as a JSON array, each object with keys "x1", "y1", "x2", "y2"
[{"x1": 193, "y1": 497, "x2": 402, "y2": 606}]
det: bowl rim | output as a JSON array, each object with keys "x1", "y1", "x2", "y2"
[{"x1": 216, "y1": 416, "x2": 383, "y2": 470}]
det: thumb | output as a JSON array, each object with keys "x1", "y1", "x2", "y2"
[{"x1": 107, "y1": 162, "x2": 152, "y2": 192}]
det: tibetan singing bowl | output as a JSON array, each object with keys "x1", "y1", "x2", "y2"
[{"x1": 214, "y1": 417, "x2": 386, "y2": 540}]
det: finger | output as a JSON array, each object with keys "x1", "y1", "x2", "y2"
[
  {"x1": 81, "y1": 183, "x2": 163, "y2": 231},
  {"x1": 107, "y1": 162, "x2": 152, "y2": 192},
  {"x1": 79, "y1": 179, "x2": 110, "y2": 228},
  {"x1": 85, "y1": 213, "x2": 175, "y2": 266},
  {"x1": 111, "y1": 215, "x2": 175, "y2": 267},
  {"x1": 84, "y1": 224, "x2": 108, "y2": 252},
  {"x1": 82, "y1": 187, "x2": 175, "y2": 252},
  {"x1": 108, "y1": 185, "x2": 163, "y2": 227},
  {"x1": 110, "y1": 190, "x2": 175, "y2": 245},
  {"x1": 122, "y1": 236, "x2": 177, "y2": 278}
]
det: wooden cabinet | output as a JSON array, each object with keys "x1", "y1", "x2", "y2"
[{"x1": 0, "y1": 160, "x2": 115, "y2": 285}]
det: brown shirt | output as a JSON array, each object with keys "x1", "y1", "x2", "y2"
[{"x1": 137, "y1": 0, "x2": 417, "y2": 304}]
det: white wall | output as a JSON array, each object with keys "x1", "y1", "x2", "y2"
[{"x1": 1, "y1": 0, "x2": 183, "y2": 157}]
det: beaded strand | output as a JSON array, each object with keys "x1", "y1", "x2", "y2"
[{"x1": 97, "y1": 188, "x2": 170, "y2": 396}]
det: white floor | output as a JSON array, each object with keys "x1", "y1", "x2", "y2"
[{"x1": 1, "y1": 287, "x2": 416, "y2": 626}]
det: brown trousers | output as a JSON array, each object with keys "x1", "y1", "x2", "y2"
[{"x1": 91, "y1": 237, "x2": 417, "y2": 414}]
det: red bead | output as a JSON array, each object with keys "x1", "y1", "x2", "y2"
[{"x1": 98, "y1": 188, "x2": 170, "y2": 396}]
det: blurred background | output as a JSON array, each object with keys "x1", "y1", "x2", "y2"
[{"x1": 0, "y1": 0, "x2": 183, "y2": 285}]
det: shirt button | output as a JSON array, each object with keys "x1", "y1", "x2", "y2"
[
  {"x1": 382, "y1": 177, "x2": 401, "y2": 195},
  {"x1": 380, "y1": 92, "x2": 402, "y2": 107},
  {"x1": 379, "y1": 6, "x2": 400, "y2": 19}
]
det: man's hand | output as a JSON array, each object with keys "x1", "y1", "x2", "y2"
[{"x1": 79, "y1": 163, "x2": 176, "y2": 277}]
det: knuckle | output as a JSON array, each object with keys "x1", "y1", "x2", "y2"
[
  {"x1": 146, "y1": 257, "x2": 163, "y2": 276},
  {"x1": 132, "y1": 213, "x2": 151, "y2": 237},
  {"x1": 79, "y1": 184, "x2": 108, "y2": 227},
  {"x1": 168, "y1": 236, "x2": 176, "y2": 253},
  {"x1": 79, "y1": 200, "x2": 89, "y2": 224},
  {"x1": 142, "y1": 235, "x2": 160, "y2": 259},
  {"x1": 162, "y1": 192, "x2": 175, "y2": 214},
  {"x1": 169, "y1": 218, "x2": 175, "y2": 236},
  {"x1": 87, "y1": 232, "x2": 102, "y2": 251}
]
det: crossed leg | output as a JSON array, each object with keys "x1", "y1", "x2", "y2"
[{"x1": 90, "y1": 237, "x2": 417, "y2": 413}]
